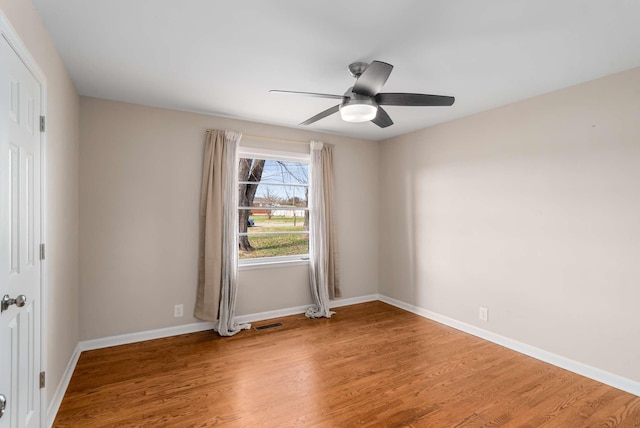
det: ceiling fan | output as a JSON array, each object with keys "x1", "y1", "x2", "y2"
[{"x1": 270, "y1": 60, "x2": 455, "y2": 128}]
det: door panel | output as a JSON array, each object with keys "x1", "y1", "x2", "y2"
[{"x1": 0, "y1": 34, "x2": 42, "y2": 428}]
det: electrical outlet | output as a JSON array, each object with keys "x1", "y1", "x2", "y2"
[
  {"x1": 479, "y1": 306, "x2": 488, "y2": 322},
  {"x1": 174, "y1": 304, "x2": 184, "y2": 318}
]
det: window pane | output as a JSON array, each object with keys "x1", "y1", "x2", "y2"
[
  {"x1": 242, "y1": 209, "x2": 308, "y2": 231},
  {"x1": 252, "y1": 159, "x2": 309, "y2": 185},
  {"x1": 279, "y1": 184, "x2": 308, "y2": 208},
  {"x1": 240, "y1": 206, "x2": 309, "y2": 259},
  {"x1": 237, "y1": 155, "x2": 310, "y2": 261},
  {"x1": 249, "y1": 184, "x2": 308, "y2": 209}
]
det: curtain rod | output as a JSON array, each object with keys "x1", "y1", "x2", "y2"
[{"x1": 205, "y1": 129, "x2": 309, "y2": 145}]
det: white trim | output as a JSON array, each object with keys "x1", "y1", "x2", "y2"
[
  {"x1": 239, "y1": 256, "x2": 310, "y2": 269},
  {"x1": 0, "y1": 13, "x2": 47, "y2": 81},
  {"x1": 79, "y1": 322, "x2": 216, "y2": 352},
  {"x1": 236, "y1": 305, "x2": 310, "y2": 324},
  {"x1": 238, "y1": 146, "x2": 310, "y2": 162},
  {"x1": 236, "y1": 294, "x2": 378, "y2": 323},
  {"x1": 235, "y1": 294, "x2": 380, "y2": 323},
  {"x1": 239, "y1": 231, "x2": 309, "y2": 236},
  {"x1": 330, "y1": 294, "x2": 380, "y2": 308},
  {"x1": 238, "y1": 183, "x2": 309, "y2": 189},
  {"x1": 79, "y1": 304, "x2": 318, "y2": 351},
  {"x1": 0, "y1": 11, "x2": 49, "y2": 428},
  {"x1": 240, "y1": 206, "x2": 309, "y2": 211},
  {"x1": 46, "y1": 344, "x2": 81, "y2": 428},
  {"x1": 78, "y1": 294, "x2": 381, "y2": 352},
  {"x1": 379, "y1": 294, "x2": 640, "y2": 397}
]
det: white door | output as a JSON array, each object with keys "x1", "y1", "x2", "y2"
[{"x1": 0, "y1": 34, "x2": 42, "y2": 428}]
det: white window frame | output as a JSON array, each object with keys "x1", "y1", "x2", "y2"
[{"x1": 237, "y1": 146, "x2": 311, "y2": 268}]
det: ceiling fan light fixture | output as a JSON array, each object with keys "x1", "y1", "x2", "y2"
[{"x1": 339, "y1": 98, "x2": 378, "y2": 123}]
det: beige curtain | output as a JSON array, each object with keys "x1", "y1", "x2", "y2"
[
  {"x1": 322, "y1": 143, "x2": 341, "y2": 299},
  {"x1": 194, "y1": 129, "x2": 249, "y2": 336},
  {"x1": 306, "y1": 141, "x2": 340, "y2": 318}
]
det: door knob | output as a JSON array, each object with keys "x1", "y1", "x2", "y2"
[
  {"x1": 0, "y1": 393, "x2": 6, "y2": 418},
  {"x1": 1, "y1": 294, "x2": 26, "y2": 313}
]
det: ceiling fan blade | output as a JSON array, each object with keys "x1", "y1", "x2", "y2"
[
  {"x1": 352, "y1": 61, "x2": 393, "y2": 96},
  {"x1": 270, "y1": 89, "x2": 345, "y2": 100},
  {"x1": 376, "y1": 93, "x2": 455, "y2": 106},
  {"x1": 300, "y1": 104, "x2": 340, "y2": 126},
  {"x1": 371, "y1": 107, "x2": 393, "y2": 128}
]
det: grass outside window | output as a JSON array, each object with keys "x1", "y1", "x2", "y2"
[{"x1": 240, "y1": 215, "x2": 309, "y2": 259}]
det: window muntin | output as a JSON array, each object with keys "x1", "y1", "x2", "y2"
[{"x1": 238, "y1": 153, "x2": 309, "y2": 264}]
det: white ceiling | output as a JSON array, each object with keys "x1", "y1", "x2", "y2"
[{"x1": 32, "y1": 0, "x2": 640, "y2": 141}]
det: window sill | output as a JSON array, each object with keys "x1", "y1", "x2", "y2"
[{"x1": 238, "y1": 258, "x2": 310, "y2": 271}]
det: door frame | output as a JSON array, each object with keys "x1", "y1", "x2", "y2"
[{"x1": 0, "y1": 11, "x2": 48, "y2": 428}]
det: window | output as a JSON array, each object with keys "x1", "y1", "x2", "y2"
[{"x1": 237, "y1": 147, "x2": 310, "y2": 265}]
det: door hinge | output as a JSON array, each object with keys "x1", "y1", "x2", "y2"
[
  {"x1": 40, "y1": 244, "x2": 45, "y2": 261},
  {"x1": 40, "y1": 371, "x2": 45, "y2": 389},
  {"x1": 40, "y1": 116, "x2": 46, "y2": 132}
]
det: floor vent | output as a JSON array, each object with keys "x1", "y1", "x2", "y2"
[{"x1": 255, "y1": 322, "x2": 283, "y2": 331}]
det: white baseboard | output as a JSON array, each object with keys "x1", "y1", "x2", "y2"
[
  {"x1": 235, "y1": 304, "x2": 309, "y2": 324},
  {"x1": 378, "y1": 294, "x2": 640, "y2": 397},
  {"x1": 330, "y1": 294, "x2": 380, "y2": 308},
  {"x1": 235, "y1": 294, "x2": 380, "y2": 324},
  {"x1": 47, "y1": 343, "x2": 81, "y2": 428},
  {"x1": 79, "y1": 295, "x2": 381, "y2": 352},
  {"x1": 79, "y1": 321, "x2": 216, "y2": 352}
]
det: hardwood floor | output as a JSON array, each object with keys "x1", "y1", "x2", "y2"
[{"x1": 54, "y1": 301, "x2": 640, "y2": 427}]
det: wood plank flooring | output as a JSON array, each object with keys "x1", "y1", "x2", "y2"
[{"x1": 54, "y1": 301, "x2": 640, "y2": 427}]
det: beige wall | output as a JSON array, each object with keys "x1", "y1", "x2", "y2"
[
  {"x1": 79, "y1": 97, "x2": 379, "y2": 340},
  {"x1": 0, "y1": 1, "x2": 80, "y2": 405},
  {"x1": 379, "y1": 67, "x2": 640, "y2": 382}
]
